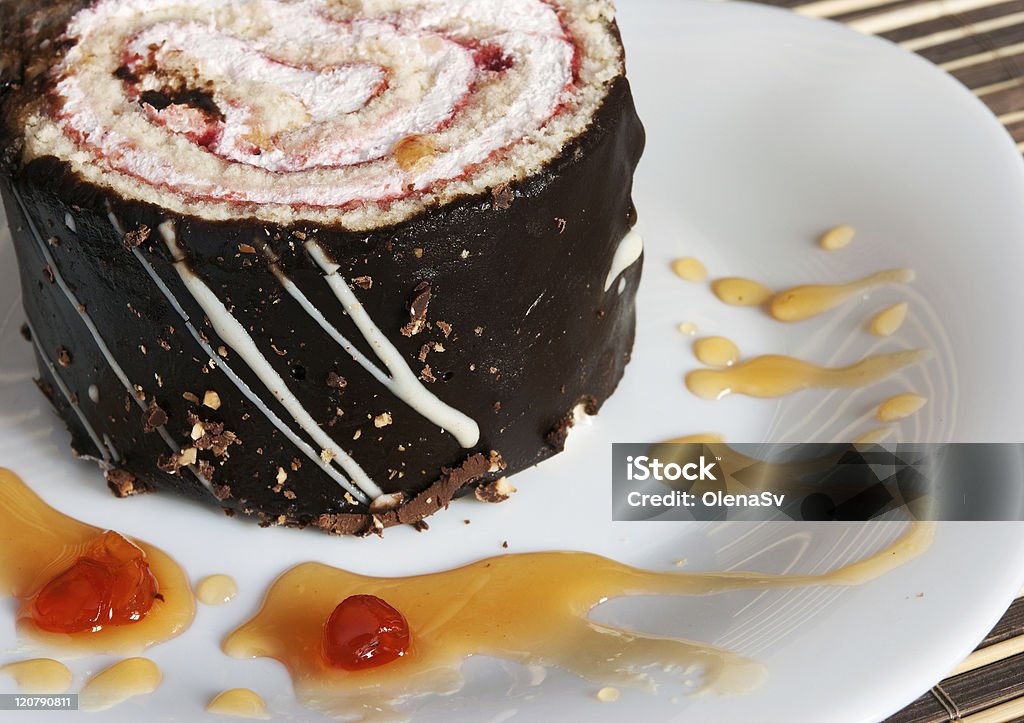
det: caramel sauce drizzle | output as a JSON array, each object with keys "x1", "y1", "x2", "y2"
[
  {"x1": 693, "y1": 336, "x2": 740, "y2": 368},
  {"x1": 769, "y1": 269, "x2": 914, "y2": 322},
  {"x1": 196, "y1": 574, "x2": 238, "y2": 606},
  {"x1": 79, "y1": 657, "x2": 161, "y2": 712},
  {"x1": 876, "y1": 394, "x2": 928, "y2": 422},
  {"x1": 207, "y1": 688, "x2": 271, "y2": 719},
  {"x1": 685, "y1": 349, "x2": 929, "y2": 400},
  {"x1": 0, "y1": 469, "x2": 194, "y2": 653},
  {"x1": 869, "y1": 303, "x2": 909, "y2": 337},
  {"x1": 671, "y1": 257, "x2": 708, "y2": 282},
  {"x1": 852, "y1": 427, "x2": 895, "y2": 445},
  {"x1": 224, "y1": 523, "x2": 931, "y2": 719},
  {"x1": 0, "y1": 658, "x2": 72, "y2": 693},
  {"x1": 710, "y1": 270, "x2": 913, "y2": 323},
  {"x1": 710, "y1": 278, "x2": 774, "y2": 307}
]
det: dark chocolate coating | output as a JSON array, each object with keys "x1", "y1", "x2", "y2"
[{"x1": 1, "y1": 35, "x2": 644, "y2": 533}]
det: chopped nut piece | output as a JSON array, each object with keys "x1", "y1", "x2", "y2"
[
  {"x1": 401, "y1": 281, "x2": 431, "y2": 337},
  {"x1": 202, "y1": 390, "x2": 222, "y2": 410},
  {"x1": 178, "y1": 447, "x2": 198, "y2": 466},
  {"x1": 276, "y1": 467, "x2": 288, "y2": 484},
  {"x1": 475, "y1": 476, "x2": 517, "y2": 503},
  {"x1": 351, "y1": 275, "x2": 373, "y2": 289},
  {"x1": 190, "y1": 422, "x2": 205, "y2": 440},
  {"x1": 369, "y1": 492, "x2": 404, "y2": 512},
  {"x1": 183, "y1": 391, "x2": 200, "y2": 404},
  {"x1": 413, "y1": 247, "x2": 423, "y2": 258},
  {"x1": 353, "y1": 429, "x2": 362, "y2": 440},
  {"x1": 596, "y1": 687, "x2": 620, "y2": 703},
  {"x1": 122, "y1": 225, "x2": 150, "y2": 249},
  {"x1": 238, "y1": 243, "x2": 257, "y2": 254},
  {"x1": 374, "y1": 412, "x2": 393, "y2": 428},
  {"x1": 436, "y1": 321, "x2": 452, "y2": 338},
  {"x1": 393, "y1": 134, "x2": 437, "y2": 172},
  {"x1": 320, "y1": 448, "x2": 336, "y2": 463}
]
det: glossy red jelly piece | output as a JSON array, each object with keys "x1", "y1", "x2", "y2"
[
  {"x1": 322, "y1": 594, "x2": 411, "y2": 670},
  {"x1": 31, "y1": 530, "x2": 159, "y2": 633}
]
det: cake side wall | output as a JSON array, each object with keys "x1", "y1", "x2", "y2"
[{"x1": 1, "y1": 76, "x2": 645, "y2": 533}]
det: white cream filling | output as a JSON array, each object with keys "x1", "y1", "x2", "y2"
[{"x1": 22, "y1": 0, "x2": 621, "y2": 229}]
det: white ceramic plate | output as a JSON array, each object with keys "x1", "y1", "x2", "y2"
[{"x1": 3, "y1": 1, "x2": 1024, "y2": 721}]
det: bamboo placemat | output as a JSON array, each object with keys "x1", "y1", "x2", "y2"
[{"x1": 739, "y1": 0, "x2": 1024, "y2": 719}]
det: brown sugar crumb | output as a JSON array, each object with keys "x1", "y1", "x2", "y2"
[
  {"x1": 283, "y1": 489, "x2": 297, "y2": 500},
  {"x1": 183, "y1": 391, "x2": 200, "y2": 404},
  {"x1": 122, "y1": 224, "x2": 150, "y2": 249},
  {"x1": 420, "y1": 364, "x2": 437, "y2": 383},
  {"x1": 475, "y1": 476, "x2": 517, "y2": 503},
  {"x1": 105, "y1": 468, "x2": 151, "y2": 497},
  {"x1": 436, "y1": 321, "x2": 453, "y2": 338},
  {"x1": 326, "y1": 372, "x2": 347, "y2": 389},
  {"x1": 238, "y1": 243, "x2": 257, "y2": 254},
  {"x1": 401, "y1": 281, "x2": 431, "y2": 337},
  {"x1": 555, "y1": 217, "x2": 567, "y2": 234},
  {"x1": 56, "y1": 346, "x2": 72, "y2": 367},
  {"x1": 351, "y1": 275, "x2": 373, "y2": 290},
  {"x1": 418, "y1": 343, "x2": 431, "y2": 362},
  {"x1": 474, "y1": 326, "x2": 484, "y2": 336}
]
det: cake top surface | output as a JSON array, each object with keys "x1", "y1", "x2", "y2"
[{"x1": 1, "y1": 0, "x2": 624, "y2": 229}]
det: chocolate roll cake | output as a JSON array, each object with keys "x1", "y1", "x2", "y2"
[{"x1": 0, "y1": 0, "x2": 645, "y2": 533}]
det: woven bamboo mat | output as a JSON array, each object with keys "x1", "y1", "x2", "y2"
[{"x1": 741, "y1": 1, "x2": 1024, "y2": 718}]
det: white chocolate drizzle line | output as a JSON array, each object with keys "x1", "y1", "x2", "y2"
[
  {"x1": 301, "y1": 242, "x2": 480, "y2": 448},
  {"x1": 9, "y1": 188, "x2": 210, "y2": 492},
  {"x1": 120, "y1": 221, "x2": 370, "y2": 505},
  {"x1": 154, "y1": 222, "x2": 382, "y2": 501},
  {"x1": 26, "y1": 322, "x2": 116, "y2": 464},
  {"x1": 604, "y1": 230, "x2": 643, "y2": 292}
]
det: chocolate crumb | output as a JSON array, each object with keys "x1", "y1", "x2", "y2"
[
  {"x1": 326, "y1": 372, "x2": 347, "y2": 389},
  {"x1": 502, "y1": 540, "x2": 509, "y2": 549},
  {"x1": 122, "y1": 224, "x2": 150, "y2": 249},
  {"x1": 492, "y1": 183, "x2": 514, "y2": 210},
  {"x1": 475, "y1": 476, "x2": 517, "y2": 503},
  {"x1": 19, "y1": 324, "x2": 30, "y2": 342},
  {"x1": 412, "y1": 520, "x2": 430, "y2": 532},
  {"x1": 105, "y1": 468, "x2": 152, "y2": 497},
  {"x1": 42, "y1": 265, "x2": 54, "y2": 283},
  {"x1": 401, "y1": 281, "x2": 431, "y2": 336},
  {"x1": 142, "y1": 398, "x2": 168, "y2": 432},
  {"x1": 56, "y1": 346, "x2": 72, "y2": 367}
]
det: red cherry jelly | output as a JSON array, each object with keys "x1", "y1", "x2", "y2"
[
  {"x1": 322, "y1": 594, "x2": 411, "y2": 670},
  {"x1": 31, "y1": 530, "x2": 159, "y2": 633}
]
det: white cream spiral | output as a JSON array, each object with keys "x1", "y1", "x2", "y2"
[{"x1": 25, "y1": 0, "x2": 622, "y2": 228}]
